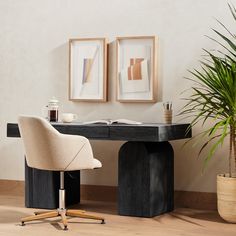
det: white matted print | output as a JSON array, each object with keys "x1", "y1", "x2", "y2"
[
  {"x1": 116, "y1": 36, "x2": 157, "y2": 102},
  {"x1": 69, "y1": 38, "x2": 107, "y2": 101}
]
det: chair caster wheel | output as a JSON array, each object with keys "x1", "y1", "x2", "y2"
[
  {"x1": 101, "y1": 219, "x2": 105, "y2": 224},
  {"x1": 63, "y1": 226, "x2": 68, "y2": 231},
  {"x1": 21, "y1": 222, "x2": 25, "y2": 226}
]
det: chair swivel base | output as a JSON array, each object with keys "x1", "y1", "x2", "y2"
[{"x1": 21, "y1": 208, "x2": 105, "y2": 230}]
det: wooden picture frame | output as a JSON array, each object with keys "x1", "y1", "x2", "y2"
[
  {"x1": 116, "y1": 36, "x2": 157, "y2": 102},
  {"x1": 69, "y1": 38, "x2": 107, "y2": 102}
]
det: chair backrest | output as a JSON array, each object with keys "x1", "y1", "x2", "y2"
[{"x1": 18, "y1": 116, "x2": 97, "y2": 171}]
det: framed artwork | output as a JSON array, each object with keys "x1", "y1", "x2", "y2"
[
  {"x1": 69, "y1": 38, "x2": 107, "y2": 101},
  {"x1": 116, "y1": 36, "x2": 157, "y2": 102}
]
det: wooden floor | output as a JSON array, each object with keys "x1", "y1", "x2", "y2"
[{"x1": 0, "y1": 193, "x2": 236, "y2": 236}]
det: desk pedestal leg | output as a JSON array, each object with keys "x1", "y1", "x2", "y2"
[
  {"x1": 25, "y1": 159, "x2": 80, "y2": 209},
  {"x1": 118, "y1": 141, "x2": 174, "y2": 217}
]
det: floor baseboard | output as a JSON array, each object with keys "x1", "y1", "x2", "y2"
[
  {"x1": 80, "y1": 185, "x2": 217, "y2": 210},
  {"x1": 0, "y1": 180, "x2": 217, "y2": 210},
  {"x1": 174, "y1": 190, "x2": 217, "y2": 210},
  {"x1": 0, "y1": 179, "x2": 25, "y2": 196},
  {"x1": 80, "y1": 184, "x2": 117, "y2": 202}
]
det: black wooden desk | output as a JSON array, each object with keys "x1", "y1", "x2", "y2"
[{"x1": 7, "y1": 122, "x2": 191, "y2": 217}]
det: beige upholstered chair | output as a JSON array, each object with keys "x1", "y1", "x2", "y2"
[{"x1": 18, "y1": 116, "x2": 105, "y2": 230}]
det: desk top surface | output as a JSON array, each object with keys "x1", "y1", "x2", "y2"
[{"x1": 7, "y1": 122, "x2": 191, "y2": 142}]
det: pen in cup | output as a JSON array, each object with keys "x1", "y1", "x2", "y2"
[{"x1": 163, "y1": 101, "x2": 172, "y2": 111}]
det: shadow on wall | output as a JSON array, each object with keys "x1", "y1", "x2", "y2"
[
  {"x1": 49, "y1": 42, "x2": 69, "y2": 99},
  {"x1": 81, "y1": 140, "x2": 124, "y2": 186}
]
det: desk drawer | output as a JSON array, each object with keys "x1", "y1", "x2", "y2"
[
  {"x1": 54, "y1": 125, "x2": 109, "y2": 140},
  {"x1": 109, "y1": 126, "x2": 157, "y2": 141}
]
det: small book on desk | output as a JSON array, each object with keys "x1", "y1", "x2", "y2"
[{"x1": 82, "y1": 119, "x2": 142, "y2": 125}]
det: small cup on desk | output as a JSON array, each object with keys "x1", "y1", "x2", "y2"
[
  {"x1": 164, "y1": 109, "x2": 173, "y2": 124},
  {"x1": 61, "y1": 113, "x2": 78, "y2": 123},
  {"x1": 163, "y1": 101, "x2": 173, "y2": 124}
]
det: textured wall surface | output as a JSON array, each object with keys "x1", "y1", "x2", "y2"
[{"x1": 0, "y1": 0, "x2": 233, "y2": 192}]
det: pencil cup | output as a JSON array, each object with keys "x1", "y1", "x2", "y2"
[{"x1": 164, "y1": 110, "x2": 172, "y2": 124}]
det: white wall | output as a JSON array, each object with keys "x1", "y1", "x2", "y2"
[{"x1": 0, "y1": 0, "x2": 234, "y2": 192}]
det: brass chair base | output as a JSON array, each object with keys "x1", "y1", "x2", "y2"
[{"x1": 21, "y1": 209, "x2": 105, "y2": 230}]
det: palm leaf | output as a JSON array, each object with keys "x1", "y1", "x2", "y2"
[{"x1": 180, "y1": 4, "x2": 236, "y2": 173}]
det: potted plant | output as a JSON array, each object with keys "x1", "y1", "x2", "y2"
[{"x1": 180, "y1": 4, "x2": 236, "y2": 222}]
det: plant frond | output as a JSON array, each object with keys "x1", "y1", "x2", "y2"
[{"x1": 180, "y1": 4, "x2": 236, "y2": 172}]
